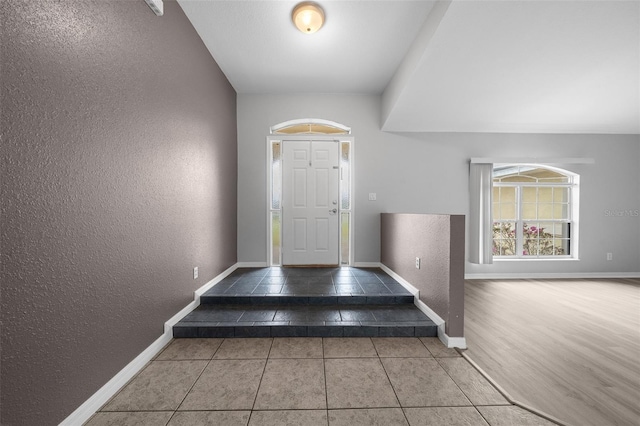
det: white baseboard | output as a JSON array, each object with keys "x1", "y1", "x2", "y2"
[
  {"x1": 465, "y1": 272, "x2": 640, "y2": 279},
  {"x1": 194, "y1": 263, "x2": 238, "y2": 297},
  {"x1": 353, "y1": 261, "x2": 382, "y2": 268},
  {"x1": 379, "y1": 264, "x2": 467, "y2": 349},
  {"x1": 237, "y1": 261, "x2": 269, "y2": 268},
  {"x1": 378, "y1": 264, "x2": 419, "y2": 296},
  {"x1": 412, "y1": 297, "x2": 467, "y2": 349},
  {"x1": 60, "y1": 263, "x2": 239, "y2": 426},
  {"x1": 441, "y1": 334, "x2": 467, "y2": 349},
  {"x1": 59, "y1": 332, "x2": 173, "y2": 426}
]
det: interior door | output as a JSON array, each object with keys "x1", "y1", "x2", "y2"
[{"x1": 282, "y1": 140, "x2": 340, "y2": 265}]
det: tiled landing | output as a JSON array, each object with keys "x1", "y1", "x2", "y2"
[
  {"x1": 174, "y1": 267, "x2": 438, "y2": 338},
  {"x1": 87, "y1": 337, "x2": 558, "y2": 426}
]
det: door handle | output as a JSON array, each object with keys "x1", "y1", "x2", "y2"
[{"x1": 330, "y1": 208, "x2": 337, "y2": 215}]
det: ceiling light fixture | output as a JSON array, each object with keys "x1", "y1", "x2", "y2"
[{"x1": 292, "y1": 2, "x2": 325, "y2": 34}]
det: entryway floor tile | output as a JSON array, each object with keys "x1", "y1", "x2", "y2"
[
  {"x1": 403, "y1": 407, "x2": 489, "y2": 426},
  {"x1": 325, "y1": 358, "x2": 399, "y2": 409},
  {"x1": 371, "y1": 337, "x2": 432, "y2": 358},
  {"x1": 93, "y1": 337, "x2": 559, "y2": 426},
  {"x1": 254, "y1": 358, "x2": 326, "y2": 410},
  {"x1": 248, "y1": 410, "x2": 327, "y2": 426},
  {"x1": 381, "y1": 357, "x2": 471, "y2": 407},
  {"x1": 167, "y1": 411, "x2": 251, "y2": 426},
  {"x1": 328, "y1": 408, "x2": 408, "y2": 426},
  {"x1": 178, "y1": 359, "x2": 265, "y2": 410},
  {"x1": 101, "y1": 361, "x2": 206, "y2": 411}
]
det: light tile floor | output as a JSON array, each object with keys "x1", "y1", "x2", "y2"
[{"x1": 86, "y1": 337, "x2": 558, "y2": 426}]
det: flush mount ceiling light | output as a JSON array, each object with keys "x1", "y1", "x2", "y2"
[{"x1": 292, "y1": 2, "x2": 325, "y2": 34}]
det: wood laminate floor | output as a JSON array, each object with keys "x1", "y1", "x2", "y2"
[{"x1": 464, "y1": 278, "x2": 640, "y2": 426}]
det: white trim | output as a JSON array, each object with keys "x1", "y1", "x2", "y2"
[
  {"x1": 412, "y1": 298, "x2": 443, "y2": 326},
  {"x1": 344, "y1": 139, "x2": 355, "y2": 266},
  {"x1": 143, "y1": 0, "x2": 163, "y2": 16},
  {"x1": 471, "y1": 157, "x2": 594, "y2": 164},
  {"x1": 441, "y1": 334, "x2": 467, "y2": 349},
  {"x1": 379, "y1": 263, "x2": 419, "y2": 296},
  {"x1": 59, "y1": 334, "x2": 172, "y2": 426},
  {"x1": 60, "y1": 263, "x2": 239, "y2": 426},
  {"x1": 493, "y1": 258, "x2": 580, "y2": 262},
  {"x1": 465, "y1": 272, "x2": 640, "y2": 279},
  {"x1": 353, "y1": 261, "x2": 382, "y2": 268},
  {"x1": 237, "y1": 261, "x2": 269, "y2": 268},
  {"x1": 266, "y1": 138, "x2": 276, "y2": 266},
  {"x1": 194, "y1": 263, "x2": 238, "y2": 297},
  {"x1": 413, "y1": 295, "x2": 467, "y2": 349},
  {"x1": 379, "y1": 264, "x2": 467, "y2": 349}
]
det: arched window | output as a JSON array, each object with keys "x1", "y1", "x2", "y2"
[
  {"x1": 270, "y1": 118, "x2": 351, "y2": 135},
  {"x1": 492, "y1": 165, "x2": 579, "y2": 258}
]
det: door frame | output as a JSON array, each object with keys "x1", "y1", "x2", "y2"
[{"x1": 267, "y1": 135, "x2": 355, "y2": 267}]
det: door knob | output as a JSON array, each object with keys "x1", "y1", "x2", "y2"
[{"x1": 330, "y1": 208, "x2": 337, "y2": 214}]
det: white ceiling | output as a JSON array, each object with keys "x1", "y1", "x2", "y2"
[
  {"x1": 178, "y1": 0, "x2": 436, "y2": 94},
  {"x1": 178, "y1": 0, "x2": 640, "y2": 134}
]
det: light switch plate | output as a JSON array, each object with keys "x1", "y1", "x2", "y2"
[{"x1": 368, "y1": 193, "x2": 377, "y2": 201}]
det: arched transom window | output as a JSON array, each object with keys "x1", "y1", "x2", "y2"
[{"x1": 270, "y1": 119, "x2": 351, "y2": 135}]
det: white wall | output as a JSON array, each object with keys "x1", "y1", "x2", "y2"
[{"x1": 237, "y1": 93, "x2": 640, "y2": 275}]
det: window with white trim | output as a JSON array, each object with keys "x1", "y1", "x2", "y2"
[{"x1": 492, "y1": 165, "x2": 579, "y2": 258}]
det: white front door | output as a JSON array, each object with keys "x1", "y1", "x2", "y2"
[{"x1": 282, "y1": 140, "x2": 340, "y2": 265}]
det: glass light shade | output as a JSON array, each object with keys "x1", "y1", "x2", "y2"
[{"x1": 292, "y1": 2, "x2": 325, "y2": 34}]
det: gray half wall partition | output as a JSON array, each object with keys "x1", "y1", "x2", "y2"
[{"x1": 380, "y1": 213, "x2": 465, "y2": 337}]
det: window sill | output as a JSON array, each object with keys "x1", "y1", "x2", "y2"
[{"x1": 494, "y1": 257, "x2": 580, "y2": 262}]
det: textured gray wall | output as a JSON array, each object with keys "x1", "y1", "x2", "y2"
[
  {"x1": 380, "y1": 214, "x2": 465, "y2": 337},
  {"x1": 0, "y1": 1, "x2": 237, "y2": 425}
]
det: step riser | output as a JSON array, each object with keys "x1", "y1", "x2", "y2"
[
  {"x1": 201, "y1": 295, "x2": 414, "y2": 306},
  {"x1": 174, "y1": 324, "x2": 437, "y2": 338}
]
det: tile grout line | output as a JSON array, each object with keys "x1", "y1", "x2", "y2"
[
  {"x1": 411, "y1": 339, "x2": 490, "y2": 423},
  {"x1": 247, "y1": 337, "x2": 274, "y2": 420},
  {"x1": 432, "y1": 355, "x2": 477, "y2": 415},
  {"x1": 92, "y1": 339, "x2": 183, "y2": 419},
  {"x1": 321, "y1": 338, "x2": 330, "y2": 425},
  {"x1": 163, "y1": 339, "x2": 224, "y2": 425},
  {"x1": 373, "y1": 339, "x2": 406, "y2": 420}
]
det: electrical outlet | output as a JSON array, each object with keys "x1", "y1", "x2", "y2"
[
  {"x1": 193, "y1": 266, "x2": 199, "y2": 279},
  {"x1": 606, "y1": 253, "x2": 613, "y2": 261},
  {"x1": 415, "y1": 257, "x2": 420, "y2": 269}
]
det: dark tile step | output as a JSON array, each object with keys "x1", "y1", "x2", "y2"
[
  {"x1": 181, "y1": 304, "x2": 430, "y2": 323},
  {"x1": 173, "y1": 321, "x2": 437, "y2": 338},
  {"x1": 200, "y1": 294, "x2": 415, "y2": 306},
  {"x1": 173, "y1": 303, "x2": 437, "y2": 338}
]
